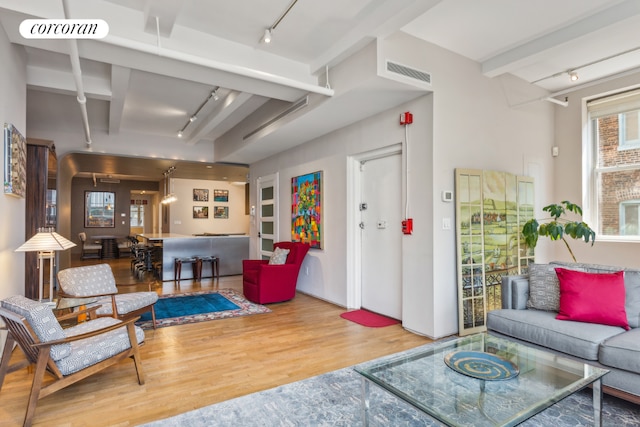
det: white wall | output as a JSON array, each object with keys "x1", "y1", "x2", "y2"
[
  {"x1": 169, "y1": 178, "x2": 249, "y2": 236},
  {"x1": 553, "y1": 71, "x2": 640, "y2": 268},
  {"x1": 250, "y1": 32, "x2": 556, "y2": 339},
  {"x1": 0, "y1": 26, "x2": 27, "y2": 298},
  {"x1": 0, "y1": 24, "x2": 27, "y2": 353}
]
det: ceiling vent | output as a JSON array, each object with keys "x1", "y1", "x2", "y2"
[
  {"x1": 386, "y1": 61, "x2": 431, "y2": 85},
  {"x1": 99, "y1": 178, "x2": 120, "y2": 184},
  {"x1": 243, "y1": 96, "x2": 309, "y2": 141}
]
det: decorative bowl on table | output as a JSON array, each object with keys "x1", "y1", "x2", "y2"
[{"x1": 444, "y1": 350, "x2": 519, "y2": 381}]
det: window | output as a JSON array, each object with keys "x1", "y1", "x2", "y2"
[
  {"x1": 620, "y1": 110, "x2": 640, "y2": 148},
  {"x1": 620, "y1": 201, "x2": 640, "y2": 235},
  {"x1": 130, "y1": 204, "x2": 145, "y2": 227},
  {"x1": 130, "y1": 199, "x2": 147, "y2": 228},
  {"x1": 586, "y1": 89, "x2": 640, "y2": 239},
  {"x1": 84, "y1": 191, "x2": 115, "y2": 228}
]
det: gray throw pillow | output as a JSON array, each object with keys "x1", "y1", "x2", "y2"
[
  {"x1": 527, "y1": 263, "x2": 587, "y2": 311},
  {"x1": 527, "y1": 263, "x2": 562, "y2": 311}
]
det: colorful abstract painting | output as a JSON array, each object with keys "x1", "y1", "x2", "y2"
[{"x1": 291, "y1": 171, "x2": 322, "y2": 249}]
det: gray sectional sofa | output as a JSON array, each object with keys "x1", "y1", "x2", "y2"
[{"x1": 487, "y1": 261, "x2": 640, "y2": 404}]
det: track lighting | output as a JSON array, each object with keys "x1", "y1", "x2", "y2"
[
  {"x1": 260, "y1": 0, "x2": 299, "y2": 45},
  {"x1": 177, "y1": 87, "x2": 220, "y2": 138},
  {"x1": 569, "y1": 71, "x2": 579, "y2": 81},
  {"x1": 262, "y1": 28, "x2": 272, "y2": 44}
]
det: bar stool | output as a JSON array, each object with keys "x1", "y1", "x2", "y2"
[
  {"x1": 174, "y1": 257, "x2": 199, "y2": 281},
  {"x1": 194, "y1": 255, "x2": 219, "y2": 281}
]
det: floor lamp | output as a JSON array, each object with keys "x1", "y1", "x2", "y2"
[{"x1": 15, "y1": 227, "x2": 77, "y2": 302}]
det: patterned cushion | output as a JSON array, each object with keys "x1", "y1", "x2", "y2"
[
  {"x1": 268, "y1": 247, "x2": 290, "y2": 265},
  {"x1": 94, "y1": 292, "x2": 158, "y2": 316},
  {"x1": 1, "y1": 295, "x2": 71, "y2": 361},
  {"x1": 56, "y1": 317, "x2": 145, "y2": 376},
  {"x1": 58, "y1": 264, "x2": 118, "y2": 296},
  {"x1": 527, "y1": 263, "x2": 588, "y2": 311}
]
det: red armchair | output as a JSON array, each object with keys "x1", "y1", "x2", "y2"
[{"x1": 242, "y1": 242, "x2": 310, "y2": 304}]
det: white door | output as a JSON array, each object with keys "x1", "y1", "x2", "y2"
[
  {"x1": 257, "y1": 174, "x2": 278, "y2": 259},
  {"x1": 360, "y1": 153, "x2": 402, "y2": 319}
]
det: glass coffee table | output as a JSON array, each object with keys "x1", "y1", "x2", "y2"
[{"x1": 355, "y1": 334, "x2": 608, "y2": 426}]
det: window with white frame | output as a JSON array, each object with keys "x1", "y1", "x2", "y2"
[
  {"x1": 586, "y1": 88, "x2": 640, "y2": 238},
  {"x1": 130, "y1": 201, "x2": 145, "y2": 227}
]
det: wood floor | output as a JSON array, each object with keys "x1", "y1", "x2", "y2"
[{"x1": 1, "y1": 257, "x2": 433, "y2": 426}]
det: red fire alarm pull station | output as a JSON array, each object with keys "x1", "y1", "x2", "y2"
[
  {"x1": 400, "y1": 111, "x2": 413, "y2": 125},
  {"x1": 402, "y1": 218, "x2": 413, "y2": 235}
]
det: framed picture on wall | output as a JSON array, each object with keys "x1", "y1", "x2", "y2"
[
  {"x1": 3, "y1": 123, "x2": 26, "y2": 198},
  {"x1": 193, "y1": 188, "x2": 209, "y2": 201},
  {"x1": 85, "y1": 191, "x2": 115, "y2": 227},
  {"x1": 214, "y1": 189, "x2": 229, "y2": 202},
  {"x1": 291, "y1": 171, "x2": 322, "y2": 249},
  {"x1": 214, "y1": 206, "x2": 228, "y2": 219},
  {"x1": 193, "y1": 206, "x2": 209, "y2": 219}
]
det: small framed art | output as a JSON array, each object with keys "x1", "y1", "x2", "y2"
[
  {"x1": 193, "y1": 206, "x2": 209, "y2": 219},
  {"x1": 214, "y1": 189, "x2": 229, "y2": 202},
  {"x1": 3, "y1": 123, "x2": 26, "y2": 198},
  {"x1": 193, "y1": 188, "x2": 209, "y2": 201},
  {"x1": 214, "y1": 206, "x2": 229, "y2": 219}
]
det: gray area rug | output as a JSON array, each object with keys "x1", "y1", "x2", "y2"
[{"x1": 141, "y1": 342, "x2": 640, "y2": 426}]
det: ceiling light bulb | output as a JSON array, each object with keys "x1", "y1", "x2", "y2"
[
  {"x1": 177, "y1": 130, "x2": 183, "y2": 138},
  {"x1": 262, "y1": 28, "x2": 272, "y2": 44},
  {"x1": 569, "y1": 71, "x2": 579, "y2": 81},
  {"x1": 190, "y1": 115, "x2": 197, "y2": 122},
  {"x1": 212, "y1": 91, "x2": 219, "y2": 101}
]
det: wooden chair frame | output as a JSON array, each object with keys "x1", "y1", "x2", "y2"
[{"x1": 0, "y1": 306, "x2": 145, "y2": 427}]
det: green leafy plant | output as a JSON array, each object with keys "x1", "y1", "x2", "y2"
[{"x1": 521, "y1": 200, "x2": 596, "y2": 262}]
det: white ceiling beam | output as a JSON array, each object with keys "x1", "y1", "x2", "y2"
[
  {"x1": 108, "y1": 65, "x2": 131, "y2": 135},
  {"x1": 482, "y1": 0, "x2": 640, "y2": 78},
  {"x1": 26, "y1": 65, "x2": 111, "y2": 100},
  {"x1": 309, "y1": 0, "x2": 443, "y2": 74},
  {"x1": 185, "y1": 91, "x2": 264, "y2": 145},
  {"x1": 143, "y1": 0, "x2": 183, "y2": 37}
]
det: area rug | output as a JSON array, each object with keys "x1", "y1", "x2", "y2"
[
  {"x1": 139, "y1": 340, "x2": 640, "y2": 426},
  {"x1": 340, "y1": 309, "x2": 400, "y2": 327},
  {"x1": 136, "y1": 289, "x2": 271, "y2": 329}
]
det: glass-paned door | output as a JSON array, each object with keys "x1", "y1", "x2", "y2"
[
  {"x1": 257, "y1": 174, "x2": 278, "y2": 260},
  {"x1": 517, "y1": 177, "x2": 535, "y2": 271},
  {"x1": 456, "y1": 170, "x2": 485, "y2": 336}
]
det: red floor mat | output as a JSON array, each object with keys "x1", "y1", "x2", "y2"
[{"x1": 340, "y1": 309, "x2": 399, "y2": 327}]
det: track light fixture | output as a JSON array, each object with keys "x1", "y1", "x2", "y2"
[
  {"x1": 176, "y1": 86, "x2": 220, "y2": 138},
  {"x1": 260, "y1": 0, "x2": 299, "y2": 45},
  {"x1": 262, "y1": 28, "x2": 272, "y2": 44},
  {"x1": 569, "y1": 71, "x2": 579, "y2": 81}
]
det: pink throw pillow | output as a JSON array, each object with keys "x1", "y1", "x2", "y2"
[{"x1": 555, "y1": 268, "x2": 629, "y2": 330}]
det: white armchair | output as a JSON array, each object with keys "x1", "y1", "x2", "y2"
[{"x1": 57, "y1": 263, "x2": 158, "y2": 328}]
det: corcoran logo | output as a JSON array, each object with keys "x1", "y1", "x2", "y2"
[{"x1": 19, "y1": 19, "x2": 109, "y2": 39}]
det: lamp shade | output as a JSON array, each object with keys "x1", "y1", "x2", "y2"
[{"x1": 15, "y1": 227, "x2": 77, "y2": 252}]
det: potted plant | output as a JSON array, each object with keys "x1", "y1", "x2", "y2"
[{"x1": 521, "y1": 200, "x2": 596, "y2": 262}]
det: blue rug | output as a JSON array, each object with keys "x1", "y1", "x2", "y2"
[{"x1": 136, "y1": 289, "x2": 271, "y2": 329}]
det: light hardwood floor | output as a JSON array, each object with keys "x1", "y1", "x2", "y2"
[{"x1": 1, "y1": 257, "x2": 433, "y2": 426}]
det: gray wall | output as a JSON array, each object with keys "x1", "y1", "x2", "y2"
[{"x1": 70, "y1": 177, "x2": 159, "y2": 256}]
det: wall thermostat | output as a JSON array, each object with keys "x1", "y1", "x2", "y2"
[{"x1": 442, "y1": 190, "x2": 453, "y2": 202}]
